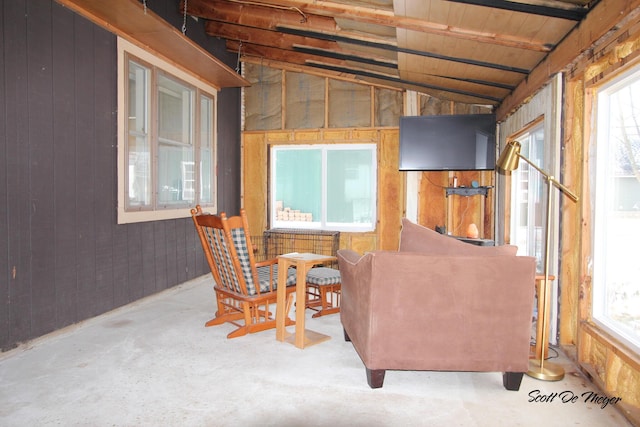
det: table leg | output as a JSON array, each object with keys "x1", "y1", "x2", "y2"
[
  {"x1": 275, "y1": 258, "x2": 289, "y2": 342},
  {"x1": 294, "y1": 264, "x2": 307, "y2": 348}
]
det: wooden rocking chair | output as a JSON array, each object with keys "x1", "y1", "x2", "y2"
[{"x1": 191, "y1": 205, "x2": 297, "y2": 338}]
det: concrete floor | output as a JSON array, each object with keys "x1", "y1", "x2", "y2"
[{"x1": 0, "y1": 274, "x2": 633, "y2": 427}]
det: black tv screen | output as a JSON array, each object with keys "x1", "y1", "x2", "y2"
[{"x1": 399, "y1": 114, "x2": 497, "y2": 171}]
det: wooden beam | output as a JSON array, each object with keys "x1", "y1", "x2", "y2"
[
  {"x1": 278, "y1": 26, "x2": 531, "y2": 74},
  {"x1": 496, "y1": 0, "x2": 640, "y2": 120},
  {"x1": 205, "y1": 20, "x2": 396, "y2": 65},
  {"x1": 188, "y1": 0, "x2": 343, "y2": 34},
  {"x1": 188, "y1": 0, "x2": 553, "y2": 52},
  {"x1": 55, "y1": 0, "x2": 248, "y2": 88},
  {"x1": 447, "y1": 0, "x2": 587, "y2": 20},
  {"x1": 230, "y1": 40, "x2": 359, "y2": 69}
]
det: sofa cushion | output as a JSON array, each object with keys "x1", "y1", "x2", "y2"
[{"x1": 399, "y1": 218, "x2": 517, "y2": 256}]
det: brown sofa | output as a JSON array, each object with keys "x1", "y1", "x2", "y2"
[{"x1": 337, "y1": 219, "x2": 536, "y2": 390}]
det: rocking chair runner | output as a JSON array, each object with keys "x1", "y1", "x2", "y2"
[{"x1": 191, "y1": 205, "x2": 297, "y2": 338}]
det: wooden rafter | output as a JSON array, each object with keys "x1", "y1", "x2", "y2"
[
  {"x1": 186, "y1": 0, "x2": 554, "y2": 52},
  {"x1": 277, "y1": 26, "x2": 531, "y2": 74},
  {"x1": 447, "y1": 0, "x2": 588, "y2": 20}
]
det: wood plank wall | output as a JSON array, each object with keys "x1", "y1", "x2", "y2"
[
  {"x1": 242, "y1": 128, "x2": 494, "y2": 253},
  {"x1": 0, "y1": 0, "x2": 242, "y2": 351},
  {"x1": 242, "y1": 129, "x2": 405, "y2": 252}
]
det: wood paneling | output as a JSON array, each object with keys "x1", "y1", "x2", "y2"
[
  {"x1": 242, "y1": 128, "x2": 404, "y2": 252},
  {"x1": 0, "y1": 0, "x2": 241, "y2": 351}
]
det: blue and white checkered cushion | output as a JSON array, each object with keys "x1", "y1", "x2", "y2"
[
  {"x1": 306, "y1": 267, "x2": 341, "y2": 286},
  {"x1": 230, "y1": 227, "x2": 296, "y2": 295},
  {"x1": 257, "y1": 265, "x2": 297, "y2": 293}
]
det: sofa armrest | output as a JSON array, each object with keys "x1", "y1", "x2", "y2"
[{"x1": 337, "y1": 249, "x2": 376, "y2": 358}]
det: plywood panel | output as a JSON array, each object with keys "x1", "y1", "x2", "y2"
[
  {"x1": 243, "y1": 133, "x2": 269, "y2": 235},
  {"x1": 242, "y1": 128, "x2": 404, "y2": 250},
  {"x1": 418, "y1": 171, "x2": 448, "y2": 230},
  {"x1": 378, "y1": 129, "x2": 404, "y2": 250}
]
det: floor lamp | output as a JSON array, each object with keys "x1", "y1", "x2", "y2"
[{"x1": 497, "y1": 140, "x2": 578, "y2": 381}]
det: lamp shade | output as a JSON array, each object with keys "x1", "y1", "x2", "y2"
[{"x1": 497, "y1": 140, "x2": 522, "y2": 171}]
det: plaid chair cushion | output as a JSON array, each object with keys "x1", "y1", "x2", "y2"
[
  {"x1": 230, "y1": 227, "x2": 255, "y2": 291},
  {"x1": 306, "y1": 267, "x2": 341, "y2": 285},
  {"x1": 257, "y1": 265, "x2": 297, "y2": 293},
  {"x1": 206, "y1": 227, "x2": 243, "y2": 294},
  {"x1": 228, "y1": 227, "x2": 297, "y2": 295}
]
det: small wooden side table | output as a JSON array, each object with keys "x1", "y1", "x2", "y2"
[
  {"x1": 275, "y1": 253, "x2": 337, "y2": 349},
  {"x1": 533, "y1": 274, "x2": 556, "y2": 360}
]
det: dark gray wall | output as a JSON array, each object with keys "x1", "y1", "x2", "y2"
[{"x1": 0, "y1": 0, "x2": 242, "y2": 351}]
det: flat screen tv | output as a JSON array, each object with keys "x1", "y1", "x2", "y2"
[{"x1": 399, "y1": 114, "x2": 497, "y2": 171}]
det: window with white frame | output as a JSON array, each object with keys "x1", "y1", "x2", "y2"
[
  {"x1": 270, "y1": 144, "x2": 376, "y2": 231},
  {"x1": 117, "y1": 38, "x2": 217, "y2": 223},
  {"x1": 509, "y1": 125, "x2": 546, "y2": 272},
  {"x1": 593, "y1": 66, "x2": 640, "y2": 352}
]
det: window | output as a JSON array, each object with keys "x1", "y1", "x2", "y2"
[
  {"x1": 509, "y1": 125, "x2": 545, "y2": 271},
  {"x1": 593, "y1": 66, "x2": 640, "y2": 352},
  {"x1": 270, "y1": 144, "x2": 377, "y2": 231},
  {"x1": 117, "y1": 38, "x2": 217, "y2": 223},
  {"x1": 507, "y1": 122, "x2": 568, "y2": 344}
]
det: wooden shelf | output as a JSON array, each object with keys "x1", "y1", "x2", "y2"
[
  {"x1": 445, "y1": 186, "x2": 492, "y2": 238},
  {"x1": 56, "y1": 0, "x2": 249, "y2": 89},
  {"x1": 445, "y1": 186, "x2": 491, "y2": 198}
]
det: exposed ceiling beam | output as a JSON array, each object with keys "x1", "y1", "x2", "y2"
[
  {"x1": 205, "y1": 21, "x2": 398, "y2": 69},
  {"x1": 187, "y1": 0, "x2": 341, "y2": 33},
  {"x1": 231, "y1": 37, "x2": 508, "y2": 102},
  {"x1": 497, "y1": 0, "x2": 640, "y2": 119},
  {"x1": 228, "y1": 39, "x2": 356, "y2": 69},
  {"x1": 186, "y1": 0, "x2": 553, "y2": 52},
  {"x1": 305, "y1": 62, "x2": 504, "y2": 102},
  {"x1": 293, "y1": 46, "x2": 398, "y2": 69},
  {"x1": 278, "y1": 26, "x2": 531, "y2": 74},
  {"x1": 240, "y1": 54, "x2": 502, "y2": 104},
  {"x1": 446, "y1": 0, "x2": 587, "y2": 20},
  {"x1": 204, "y1": 19, "x2": 395, "y2": 53}
]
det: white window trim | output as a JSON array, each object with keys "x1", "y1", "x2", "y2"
[
  {"x1": 117, "y1": 37, "x2": 218, "y2": 224},
  {"x1": 270, "y1": 144, "x2": 377, "y2": 232},
  {"x1": 592, "y1": 66, "x2": 640, "y2": 354}
]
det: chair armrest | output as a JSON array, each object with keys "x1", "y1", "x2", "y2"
[{"x1": 255, "y1": 258, "x2": 277, "y2": 268}]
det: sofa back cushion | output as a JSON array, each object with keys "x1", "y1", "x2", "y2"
[{"x1": 399, "y1": 218, "x2": 518, "y2": 256}]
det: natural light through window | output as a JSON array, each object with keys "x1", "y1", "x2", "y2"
[
  {"x1": 270, "y1": 144, "x2": 377, "y2": 231},
  {"x1": 593, "y1": 65, "x2": 640, "y2": 352},
  {"x1": 509, "y1": 125, "x2": 545, "y2": 272},
  {"x1": 117, "y1": 38, "x2": 217, "y2": 223}
]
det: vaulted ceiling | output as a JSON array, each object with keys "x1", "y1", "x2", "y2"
[{"x1": 185, "y1": 0, "x2": 597, "y2": 108}]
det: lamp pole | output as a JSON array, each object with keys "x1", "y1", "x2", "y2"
[{"x1": 497, "y1": 141, "x2": 578, "y2": 381}]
